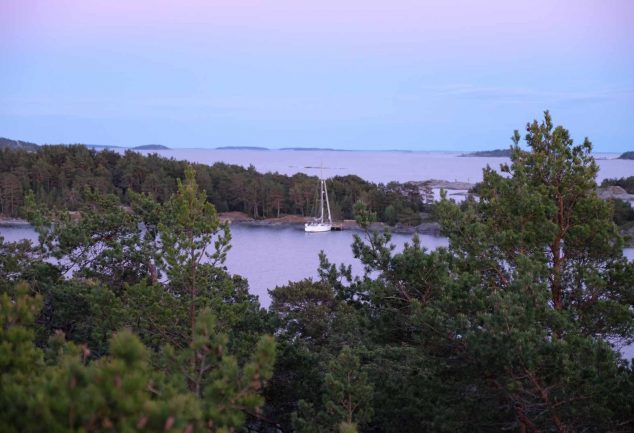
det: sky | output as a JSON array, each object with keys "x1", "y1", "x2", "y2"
[{"x1": 1, "y1": 0, "x2": 633, "y2": 151}]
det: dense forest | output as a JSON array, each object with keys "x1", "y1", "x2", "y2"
[
  {"x1": 1, "y1": 112, "x2": 634, "y2": 432},
  {"x1": 0, "y1": 145, "x2": 429, "y2": 225}
]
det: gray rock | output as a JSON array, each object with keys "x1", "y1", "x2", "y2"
[{"x1": 597, "y1": 186, "x2": 634, "y2": 201}]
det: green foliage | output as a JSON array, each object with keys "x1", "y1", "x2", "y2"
[
  {"x1": 0, "y1": 283, "x2": 43, "y2": 375},
  {"x1": 338, "y1": 422, "x2": 359, "y2": 433},
  {"x1": 25, "y1": 187, "x2": 149, "y2": 291},
  {"x1": 160, "y1": 166, "x2": 229, "y2": 276},
  {"x1": 0, "y1": 144, "x2": 425, "y2": 225},
  {"x1": 120, "y1": 280, "x2": 189, "y2": 350},
  {"x1": 34, "y1": 330, "x2": 187, "y2": 433},
  {"x1": 0, "y1": 286, "x2": 44, "y2": 433},
  {"x1": 322, "y1": 347, "x2": 373, "y2": 427},
  {"x1": 39, "y1": 280, "x2": 123, "y2": 357},
  {"x1": 1, "y1": 166, "x2": 276, "y2": 432},
  {"x1": 0, "y1": 288, "x2": 275, "y2": 433},
  {"x1": 0, "y1": 234, "x2": 51, "y2": 293},
  {"x1": 438, "y1": 111, "x2": 632, "y2": 339},
  {"x1": 268, "y1": 112, "x2": 634, "y2": 432},
  {"x1": 159, "y1": 308, "x2": 276, "y2": 432},
  {"x1": 429, "y1": 111, "x2": 634, "y2": 430},
  {"x1": 158, "y1": 165, "x2": 234, "y2": 363},
  {"x1": 609, "y1": 198, "x2": 634, "y2": 228},
  {"x1": 291, "y1": 346, "x2": 372, "y2": 433},
  {"x1": 2, "y1": 113, "x2": 633, "y2": 432},
  {"x1": 270, "y1": 279, "x2": 336, "y2": 346}
]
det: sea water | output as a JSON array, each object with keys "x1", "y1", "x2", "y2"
[
  {"x1": 127, "y1": 149, "x2": 632, "y2": 184},
  {"x1": 0, "y1": 223, "x2": 444, "y2": 307}
]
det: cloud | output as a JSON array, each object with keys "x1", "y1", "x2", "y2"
[{"x1": 436, "y1": 85, "x2": 634, "y2": 104}]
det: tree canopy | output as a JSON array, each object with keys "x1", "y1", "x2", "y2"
[
  {"x1": 1, "y1": 112, "x2": 633, "y2": 432},
  {"x1": 0, "y1": 145, "x2": 428, "y2": 226}
]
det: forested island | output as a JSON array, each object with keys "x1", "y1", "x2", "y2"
[
  {"x1": 216, "y1": 146, "x2": 270, "y2": 151},
  {"x1": 279, "y1": 147, "x2": 341, "y2": 151},
  {"x1": 0, "y1": 145, "x2": 430, "y2": 226},
  {"x1": 0, "y1": 137, "x2": 39, "y2": 151},
  {"x1": 460, "y1": 148, "x2": 512, "y2": 157},
  {"x1": 1, "y1": 113, "x2": 634, "y2": 432},
  {"x1": 133, "y1": 144, "x2": 171, "y2": 150},
  {"x1": 215, "y1": 146, "x2": 342, "y2": 151},
  {"x1": 619, "y1": 151, "x2": 634, "y2": 159},
  {"x1": 0, "y1": 138, "x2": 172, "y2": 152}
]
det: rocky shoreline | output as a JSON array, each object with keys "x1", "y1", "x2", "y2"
[
  {"x1": 218, "y1": 212, "x2": 442, "y2": 235},
  {"x1": 1, "y1": 216, "x2": 630, "y2": 245},
  {"x1": 0, "y1": 213, "x2": 440, "y2": 236},
  {"x1": 0, "y1": 216, "x2": 31, "y2": 226},
  {"x1": 596, "y1": 186, "x2": 634, "y2": 201}
]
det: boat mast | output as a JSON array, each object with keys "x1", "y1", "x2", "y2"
[
  {"x1": 324, "y1": 179, "x2": 332, "y2": 224},
  {"x1": 319, "y1": 179, "x2": 324, "y2": 223}
]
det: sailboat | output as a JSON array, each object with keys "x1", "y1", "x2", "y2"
[{"x1": 305, "y1": 176, "x2": 332, "y2": 232}]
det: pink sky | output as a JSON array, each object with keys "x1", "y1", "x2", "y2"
[
  {"x1": 3, "y1": 0, "x2": 632, "y2": 56},
  {"x1": 1, "y1": 0, "x2": 633, "y2": 150}
]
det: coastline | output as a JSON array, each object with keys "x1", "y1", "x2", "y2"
[
  {"x1": 3, "y1": 212, "x2": 630, "y2": 242},
  {"x1": 218, "y1": 212, "x2": 443, "y2": 235},
  {"x1": 0, "y1": 216, "x2": 32, "y2": 227},
  {"x1": 0, "y1": 213, "x2": 442, "y2": 236}
]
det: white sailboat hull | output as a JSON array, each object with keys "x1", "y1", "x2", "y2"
[
  {"x1": 304, "y1": 172, "x2": 333, "y2": 233},
  {"x1": 304, "y1": 223, "x2": 332, "y2": 232}
]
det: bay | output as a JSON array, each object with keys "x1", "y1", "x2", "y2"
[
  {"x1": 1, "y1": 223, "x2": 632, "y2": 357},
  {"x1": 0, "y1": 223, "x2": 446, "y2": 308},
  {"x1": 225, "y1": 225, "x2": 447, "y2": 307},
  {"x1": 2, "y1": 149, "x2": 632, "y2": 355}
]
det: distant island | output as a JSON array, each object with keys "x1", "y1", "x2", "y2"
[
  {"x1": 216, "y1": 146, "x2": 269, "y2": 151},
  {"x1": 279, "y1": 147, "x2": 341, "y2": 151},
  {"x1": 618, "y1": 151, "x2": 634, "y2": 160},
  {"x1": 0, "y1": 137, "x2": 39, "y2": 151},
  {"x1": 85, "y1": 144, "x2": 123, "y2": 149},
  {"x1": 460, "y1": 149, "x2": 512, "y2": 157},
  {"x1": 133, "y1": 144, "x2": 170, "y2": 150},
  {"x1": 0, "y1": 137, "x2": 173, "y2": 151}
]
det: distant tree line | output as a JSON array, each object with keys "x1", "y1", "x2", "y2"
[
  {"x1": 0, "y1": 145, "x2": 429, "y2": 225},
  {"x1": 460, "y1": 148, "x2": 512, "y2": 157}
]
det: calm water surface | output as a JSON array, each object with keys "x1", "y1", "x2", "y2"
[
  {"x1": 225, "y1": 225, "x2": 447, "y2": 306},
  {"x1": 0, "y1": 224, "x2": 446, "y2": 307},
  {"x1": 2, "y1": 224, "x2": 632, "y2": 307},
  {"x1": 130, "y1": 149, "x2": 633, "y2": 184}
]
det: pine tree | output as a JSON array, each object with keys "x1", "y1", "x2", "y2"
[
  {"x1": 433, "y1": 111, "x2": 634, "y2": 431},
  {"x1": 159, "y1": 165, "x2": 231, "y2": 338}
]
